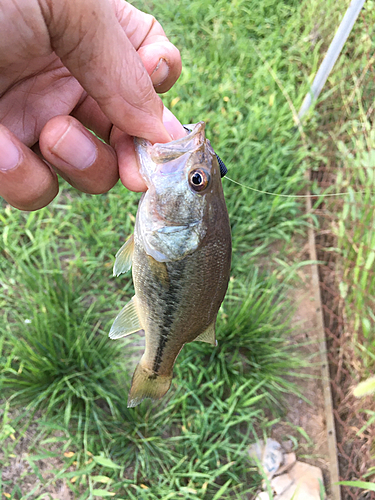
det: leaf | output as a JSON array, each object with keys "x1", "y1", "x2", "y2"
[
  {"x1": 64, "y1": 397, "x2": 72, "y2": 428},
  {"x1": 337, "y1": 481, "x2": 375, "y2": 492},
  {"x1": 362, "y1": 318, "x2": 371, "y2": 338},
  {"x1": 92, "y1": 490, "x2": 116, "y2": 497},
  {"x1": 354, "y1": 377, "x2": 375, "y2": 398},
  {"x1": 93, "y1": 476, "x2": 113, "y2": 484},
  {"x1": 93, "y1": 456, "x2": 121, "y2": 469},
  {"x1": 0, "y1": 424, "x2": 16, "y2": 441},
  {"x1": 170, "y1": 97, "x2": 180, "y2": 107},
  {"x1": 241, "y1": 394, "x2": 265, "y2": 406},
  {"x1": 339, "y1": 281, "x2": 348, "y2": 299},
  {"x1": 365, "y1": 251, "x2": 375, "y2": 271},
  {"x1": 212, "y1": 479, "x2": 232, "y2": 500},
  {"x1": 58, "y1": 464, "x2": 96, "y2": 479}
]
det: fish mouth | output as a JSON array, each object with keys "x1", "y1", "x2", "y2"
[
  {"x1": 134, "y1": 122, "x2": 210, "y2": 187},
  {"x1": 135, "y1": 122, "x2": 206, "y2": 165}
]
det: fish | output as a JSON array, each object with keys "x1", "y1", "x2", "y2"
[{"x1": 109, "y1": 121, "x2": 232, "y2": 408}]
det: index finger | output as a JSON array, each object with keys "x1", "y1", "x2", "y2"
[
  {"x1": 114, "y1": 1, "x2": 182, "y2": 93},
  {"x1": 38, "y1": 0, "x2": 172, "y2": 143}
]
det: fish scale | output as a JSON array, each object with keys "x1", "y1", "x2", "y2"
[{"x1": 109, "y1": 122, "x2": 231, "y2": 408}]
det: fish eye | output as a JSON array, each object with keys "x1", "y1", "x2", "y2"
[{"x1": 189, "y1": 169, "x2": 210, "y2": 192}]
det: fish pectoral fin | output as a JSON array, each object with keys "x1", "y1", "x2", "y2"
[
  {"x1": 194, "y1": 321, "x2": 217, "y2": 346},
  {"x1": 109, "y1": 296, "x2": 141, "y2": 339},
  {"x1": 113, "y1": 234, "x2": 134, "y2": 277}
]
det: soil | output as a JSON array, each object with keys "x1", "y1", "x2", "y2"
[
  {"x1": 270, "y1": 264, "x2": 332, "y2": 498},
  {"x1": 0, "y1": 414, "x2": 74, "y2": 499}
]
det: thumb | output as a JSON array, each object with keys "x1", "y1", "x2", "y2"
[{"x1": 39, "y1": 0, "x2": 171, "y2": 143}]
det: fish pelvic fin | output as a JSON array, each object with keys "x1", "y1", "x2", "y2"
[
  {"x1": 113, "y1": 234, "x2": 134, "y2": 277},
  {"x1": 109, "y1": 296, "x2": 141, "y2": 339},
  {"x1": 127, "y1": 364, "x2": 172, "y2": 408},
  {"x1": 194, "y1": 320, "x2": 218, "y2": 346}
]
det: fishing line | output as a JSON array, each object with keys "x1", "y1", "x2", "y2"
[
  {"x1": 225, "y1": 46, "x2": 369, "y2": 201},
  {"x1": 224, "y1": 175, "x2": 370, "y2": 199}
]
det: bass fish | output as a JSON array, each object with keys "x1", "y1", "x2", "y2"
[{"x1": 109, "y1": 122, "x2": 231, "y2": 408}]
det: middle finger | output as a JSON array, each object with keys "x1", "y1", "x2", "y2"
[{"x1": 39, "y1": 115, "x2": 119, "y2": 194}]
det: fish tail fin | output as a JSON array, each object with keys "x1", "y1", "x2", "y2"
[{"x1": 127, "y1": 363, "x2": 172, "y2": 408}]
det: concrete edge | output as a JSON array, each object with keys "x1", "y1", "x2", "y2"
[{"x1": 305, "y1": 179, "x2": 342, "y2": 500}]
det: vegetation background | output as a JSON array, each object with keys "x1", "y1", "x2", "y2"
[{"x1": 1, "y1": 0, "x2": 374, "y2": 498}]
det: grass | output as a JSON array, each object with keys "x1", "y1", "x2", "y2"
[
  {"x1": 0, "y1": 234, "x2": 303, "y2": 498},
  {"x1": 301, "y1": 0, "x2": 375, "y2": 489},
  {"x1": 0, "y1": 0, "x2": 345, "y2": 497},
  {"x1": 149, "y1": 0, "x2": 321, "y2": 266},
  {"x1": 335, "y1": 135, "x2": 375, "y2": 362},
  {"x1": 304, "y1": 0, "x2": 375, "y2": 376}
]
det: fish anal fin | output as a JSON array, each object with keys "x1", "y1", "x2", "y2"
[
  {"x1": 194, "y1": 321, "x2": 217, "y2": 346},
  {"x1": 113, "y1": 234, "x2": 134, "y2": 277},
  {"x1": 109, "y1": 296, "x2": 141, "y2": 340},
  {"x1": 127, "y1": 363, "x2": 172, "y2": 408}
]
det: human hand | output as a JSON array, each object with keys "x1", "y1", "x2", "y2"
[{"x1": 0, "y1": 0, "x2": 186, "y2": 210}]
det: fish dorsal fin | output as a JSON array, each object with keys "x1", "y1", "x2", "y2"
[
  {"x1": 109, "y1": 296, "x2": 141, "y2": 339},
  {"x1": 113, "y1": 234, "x2": 134, "y2": 277},
  {"x1": 194, "y1": 321, "x2": 217, "y2": 346}
]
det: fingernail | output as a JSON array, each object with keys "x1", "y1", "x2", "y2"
[
  {"x1": 0, "y1": 132, "x2": 21, "y2": 171},
  {"x1": 151, "y1": 58, "x2": 169, "y2": 87},
  {"x1": 52, "y1": 123, "x2": 97, "y2": 170},
  {"x1": 163, "y1": 107, "x2": 188, "y2": 141}
]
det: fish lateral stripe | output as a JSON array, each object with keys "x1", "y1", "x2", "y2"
[
  {"x1": 152, "y1": 316, "x2": 174, "y2": 373},
  {"x1": 152, "y1": 260, "x2": 186, "y2": 373}
]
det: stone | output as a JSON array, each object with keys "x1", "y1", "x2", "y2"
[
  {"x1": 248, "y1": 439, "x2": 283, "y2": 479},
  {"x1": 271, "y1": 473, "x2": 293, "y2": 495},
  {"x1": 289, "y1": 461, "x2": 324, "y2": 487},
  {"x1": 255, "y1": 492, "x2": 271, "y2": 500},
  {"x1": 281, "y1": 440, "x2": 294, "y2": 453},
  {"x1": 248, "y1": 440, "x2": 264, "y2": 462},
  {"x1": 276, "y1": 461, "x2": 325, "y2": 500},
  {"x1": 249, "y1": 439, "x2": 325, "y2": 500},
  {"x1": 275, "y1": 452, "x2": 297, "y2": 476}
]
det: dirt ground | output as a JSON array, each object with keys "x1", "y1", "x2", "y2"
[
  {"x1": 271, "y1": 265, "x2": 332, "y2": 498},
  {"x1": 0, "y1": 417, "x2": 74, "y2": 499}
]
